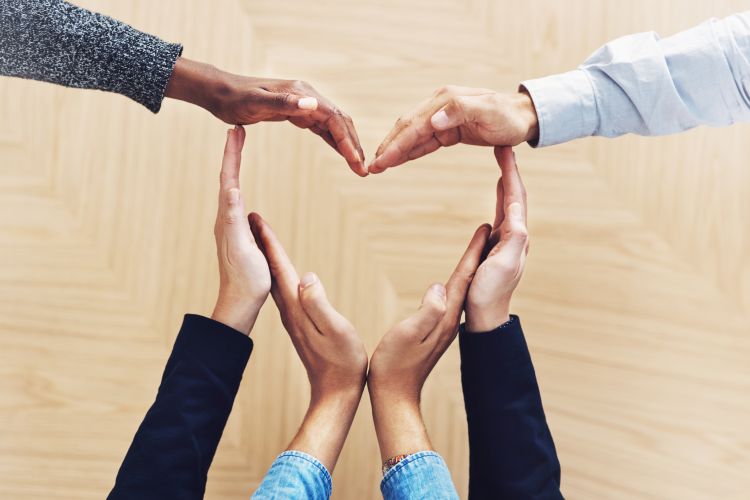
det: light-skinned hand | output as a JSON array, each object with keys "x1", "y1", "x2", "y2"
[
  {"x1": 249, "y1": 212, "x2": 368, "y2": 473},
  {"x1": 368, "y1": 86, "x2": 539, "y2": 174},
  {"x1": 368, "y1": 224, "x2": 491, "y2": 459},
  {"x1": 465, "y1": 146, "x2": 529, "y2": 332},
  {"x1": 210, "y1": 126, "x2": 271, "y2": 335}
]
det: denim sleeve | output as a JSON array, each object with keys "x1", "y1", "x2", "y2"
[
  {"x1": 380, "y1": 451, "x2": 459, "y2": 500},
  {"x1": 252, "y1": 450, "x2": 333, "y2": 500},
  {"x1": 521, "y1": 11, "x2": 750, "y2": 147}
]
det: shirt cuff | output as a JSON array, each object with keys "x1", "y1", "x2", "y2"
[
  {"x1": 174, "y1": 314, "x2": 253, "y2": 380},
  {"x1": 380, "y1": 451, "x2": 459, "y2": 500},
  {"x1": 459, "y1": 315, "x2": 531, "y2": 371},
  {"x1": 253, "y1": 450, "x2": 332, "y2": 499},
  {"x1": 521, "y1": 69, "x2": 598, "y2": 147}
]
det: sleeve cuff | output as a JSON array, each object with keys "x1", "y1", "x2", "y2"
[
  {"x1": 174, "y1": 314, "x2": 253, "y2": 380},
  {"x1": 521, "y1": 69, "x2": 599, "y2": 147},
  {"x1": 459, "y1": 315, "x2": 531, "y2": 371}
]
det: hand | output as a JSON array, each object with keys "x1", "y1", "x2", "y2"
[
  {"x1": 465, "y1": 146, "x2": 529, "y2": 332},
  {"x1": 368, "y1": 86, "x2": 539, "y2": 174},
  {"x1": 210, "y1": 126, "x2": 271, "y2": 334},
  {"x1": 367, "y1": 224, "x2": 490, "y2": 459},
  {"x1": 166, "y1": 57, "x2": 367, "y2": 176},
  {"x1": 248, "y1": 212, "x2": 368, "y2": 472}
]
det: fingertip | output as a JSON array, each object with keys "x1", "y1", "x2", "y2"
[
  {"x1": 299, "y1": 272, "x2": 319, "y2": 290},
  {"x1": 430, "y1": 109, "x2": 450, "y2": 130}
]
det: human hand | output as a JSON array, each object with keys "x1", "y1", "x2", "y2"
[
  {"x1": 248, "y1": 213, "x2": 368, "y2": 471},
  {"x1": 367, "y1": 224, "x2": 490, "y2": 459},
  {"x1": 368, "y1": 86, "x2": 538, "y2": 174},
  {"x1": 166, "y1": 58, "x2": 367, "y2": 176},
  {"x1": 210, "y1": 126, "x2": 271, "y2": 335},
  {"x1": 465, "y1": 146, "x2": 529, "y2": 332}
]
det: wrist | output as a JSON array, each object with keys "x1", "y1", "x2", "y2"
[
  {"x1": 465, "y1": 302, "x2": 510, "y2": 333},
  {"x1": 516, "y1": 89, "x2": 539, "y2": 144},
  {"x1": 165, "y1": 57, "x2": 231, "y2": 117},
  {"x1": 211, "y1": 297, "x2": 262, "y2": 335}
]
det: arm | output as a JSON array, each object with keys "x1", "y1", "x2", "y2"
[
  {"x1": 461, "y1": 147, "x2": 561, "y2": 499},
  {"x1": 367, "y1": 224, "x2": 491, "y2": 500},
  {"x1": 522, "y1": 11, "x2": 750, "y2": 147},
  {"x1": 369, "y1": 11, "x2": 750, "y2": 173},
  {"x1": 109, "y1": 126, "x2": 272, "y2": 498},
  {"x1": 0, "y1": 1, "x2": 366, "y2": 174},
  {"x1": 107, "y1": 315, "x2": 253, "y2": 500},
  {"x1": 248, "y1": 215, "x2": 368, "y2": 499},
  {"x1": 0, "y1": 0, "x2": 182, "y2": 113}
]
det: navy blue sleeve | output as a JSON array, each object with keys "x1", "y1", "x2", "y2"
[
  {"x1": 108, "y1": 314, "x2": 253, "y2": 500},
  {"x1": 459, "y1": 315, "x2": 563, "y2": 500}
]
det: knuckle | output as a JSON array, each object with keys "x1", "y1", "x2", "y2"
[
  {"x1": 395, "y1": 116, "x2": 411, "y2": 128},
  {"x1": 435, "y1": 85, "x2": 456, "y2": 96},
  {"x1": 223, "y1": 212, "x2": 239, "y2": 225},
  {"x1": 273, "y1": 92, "x2": 294, "y2": 108}
]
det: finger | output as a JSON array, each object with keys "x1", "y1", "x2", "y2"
[
  {"x1": 494, "y1": 146, "x2": 527, "y2": 222},
  {"x1": 492, "y1": 177, "x2": 505, "y2": 230},
  {"x1": 218, "y1": 187, "x2": 250, "y2": 240},
  {"x1": 220, "y1": 125, "x2": 246, "y2": 192},
  {"x1": 374, "y1": 96, "x2": 433, "y2": 158},
  {"x1": 247, "y1": 213, "x2": 299, "y2": 302},
  {"x1": 343, "y1": 116, "x2": 367, "y2": 169},
  {"x1": 430, "y1": 96, "x2": 468, "y2": 131},
  {"x1": 369, "y1": 116, "x2": 435, "y2": 173},
  {"x1": 298, "y1": 272, "x2": 354, "y2": 335},
  {"x1": 405, "y1": 128, "x2": 462, "y2": 162},
  {"x1": 397, "y1": 283, "x2": 448, "y2": 341},
  {"x1": 488, "y1": 202, "x2": 528, "y2": 261},
  {"x1": 325, "y1": 110, "x2": 367, "y2": 177},
  {"x1": 445, "y1": 224, "x2": 492, "y2": 314},
  {"x1": 257, "y1": 89, "x2": 319, "y2": 117}
]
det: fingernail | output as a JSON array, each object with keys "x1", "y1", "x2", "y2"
[
  {"x1": 234, "y1": 124, "x2": 241, "y2": 131},
  {"x1": 431, "y1": 110, "x2": 450, "y2": 129},
  {"x1": 298, "y1": 97, "x2": 318, "y2": 110},
  {"x1": 300, "y1": 272, "x2": 318, "y2": 288},
  {"x1": 430, "y1": 283, "x2": 446, "y2": 300},
  {"x1": 228, "y1": 188, "x2": 240, "y2": 204}
]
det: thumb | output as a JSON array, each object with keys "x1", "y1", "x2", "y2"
[
  {"x1": 298, "y1": 272, "x2": 352, "y2": 334},
  {"x1": 398, "y1": 283, "x2": 448, "y2": 339},
  {"x1": 430, "y1": 96, "x2": 474, "y2": 131}
]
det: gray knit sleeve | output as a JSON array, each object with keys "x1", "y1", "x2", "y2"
[{"x1": 0, "y1": 0, "x2": 183, "y2": 113}]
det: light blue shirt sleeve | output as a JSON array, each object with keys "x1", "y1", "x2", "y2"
[
  {"x1": 521, "y1": 11, "x2": 750, "y2": 147},
  {"x1": 380, "y1": 451, "x2": 459, "y2": 500},
  {"x1": 252, "y1": 450, "x2": 332, "y2": 500}
]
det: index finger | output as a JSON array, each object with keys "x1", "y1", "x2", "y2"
[
  {"x1": 494, "y1": 146, "x2": 526, "y2": 222},
  {"x1": 220, "y1": 125, "x2": 246, "y2": 192},
  {"x1": 248, "y1": 213, "x2": 299, "y2": 304},
  {"x1": 369, "y1": 113, "x2": 437, "y2": 174},
  {"x1": 445, "y1": 224, "x2": 492, "y2": 315},
  {"x1": 313, "y1": 101, "x2": 367, "y2": 177}
]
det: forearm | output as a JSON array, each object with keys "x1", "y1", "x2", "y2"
[
  {"x1": 0, "y1": 0, "x2": 182, "y2": 113},
  {"x1": 286, "y1": 390, "x2": 363, "y2": 473},
  {"x1": 109, "y1": 315, "x2": 252, "y2": 499},
  {"x1": 459, "y1": 316, "x2": 562, "y2": 499},
  {"x1": 522, "y1": 11, "x2": 750, "y2": 147},
  {"x1": 369, "y1": 391, "x2": 432, "y2": 462}
]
